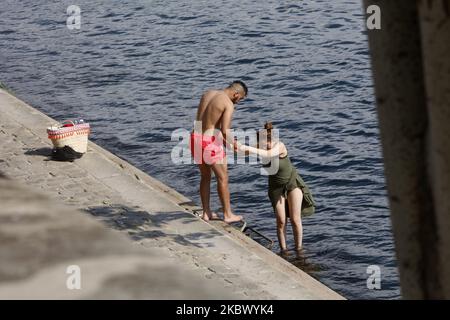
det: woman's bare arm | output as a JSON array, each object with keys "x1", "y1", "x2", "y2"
[{"x1": 238, "y1": 141, "x2": 286, "y2": 158}]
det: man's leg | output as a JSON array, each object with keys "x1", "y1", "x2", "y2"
[
  {"x1": 211, "y1": 160, "x2": 242, "y2": 223},
  {"x1": 198, "y1": 163, "x2": 218, "y2": 221}
]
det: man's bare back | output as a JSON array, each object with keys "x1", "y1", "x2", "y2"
[{"x1": 195, "y1": 90, "x2": 234, "y2": 134}]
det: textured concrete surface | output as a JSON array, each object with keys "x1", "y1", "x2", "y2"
[
  {"x1": 0, "y1": 177, "x2": 232, "y2": 299},
  {"x1": 0, "y1": 88, "x2": 343, "y2": 299}
]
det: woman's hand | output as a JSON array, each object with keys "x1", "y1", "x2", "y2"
[
  {"x1": 233, "y1": 139, "x2": 243, "y2": 153},
  {"x1": 234, "y1": 140, "x2": 250, "y2": 155}
]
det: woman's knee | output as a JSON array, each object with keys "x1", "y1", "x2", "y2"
[
  {"x1": 277, "y1": 217, "x2": 286, "y2": 229},
  {"x1": 290, "y1": 216, "x2": 302, "y2": 228}
]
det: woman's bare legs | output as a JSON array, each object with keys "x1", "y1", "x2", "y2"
[
  {"x1": 275, "y1": 196, "x2": 288, "y2": 253},
  {"x1": 288, "y1": 188, "x2": 303, "y2": 251}
]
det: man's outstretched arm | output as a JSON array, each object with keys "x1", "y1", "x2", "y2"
[{"x1": 220, "y1": 104, "x2": 235, "y2": 149}]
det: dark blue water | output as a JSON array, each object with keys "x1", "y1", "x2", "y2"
[{"x1": 0, "y1": 0, "x2": 400, "y2": 299}]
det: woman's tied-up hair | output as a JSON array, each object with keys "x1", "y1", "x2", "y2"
[{"x1": 257, "y1": 121, "x2": 273, "y2": 146}]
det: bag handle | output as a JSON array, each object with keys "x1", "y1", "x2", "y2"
[{"x1": 61, "y1": 120, "x2": 75, "y2": 126}]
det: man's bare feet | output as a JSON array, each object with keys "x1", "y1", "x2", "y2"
[
  {"x1": 223, "y1": 213, "x2": 243, "y2": 224},
  {"x1": 202, "y1": 211, "x2": 220, "y2": 222}
]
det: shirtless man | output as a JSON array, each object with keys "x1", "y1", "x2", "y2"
[{"x1": 190, "y1": 81, "x2": 248, "y2": 223}]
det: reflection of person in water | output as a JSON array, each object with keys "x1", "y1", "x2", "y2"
[{"x1": 235, "y1": 122, "x2": 316, "y2": 254}]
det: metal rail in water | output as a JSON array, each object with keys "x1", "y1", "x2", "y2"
[{"x1": 242, "y1": 225, "x2": 274, "y2": 250}]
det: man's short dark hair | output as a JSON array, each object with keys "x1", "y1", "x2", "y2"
[{"x1": 229, "y1": 80, "x2": 248, "y2": 97}]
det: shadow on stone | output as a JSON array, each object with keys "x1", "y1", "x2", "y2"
[
  {"x1": 0, "y1": 177, "x2": 231, "y2": 299},
  {"x1": 84, "y1": 204, "x2": 222, "y2": 249},
  {"x1": 24, "y1": 147, "x2": 84, "y2": 162},
  {"x1": 24, "y1": 147, "x2": 53, "y2": 158}
]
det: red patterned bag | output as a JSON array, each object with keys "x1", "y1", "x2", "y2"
[{"x1": 47, "y1": 120, "x2": 90, "y2": 153}]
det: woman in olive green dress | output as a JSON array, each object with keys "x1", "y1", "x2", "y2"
[{"x1": 235, "y1": 122, "x2": 315, "y2": 253}]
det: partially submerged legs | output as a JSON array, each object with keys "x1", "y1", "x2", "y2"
[
  {"x1": 275, "y1": 196, "x2": 288, "y2": 252},
  {"x1": 275, "y1": 187, "x2": 304, "y2": 253},
  {"x1": 288, "y1": 188, "x2": 303, "y2": 251}
]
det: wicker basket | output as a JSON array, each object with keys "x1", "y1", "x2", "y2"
[{"x1": 47, "y1": 120, "x2": 90, "y2": 153}]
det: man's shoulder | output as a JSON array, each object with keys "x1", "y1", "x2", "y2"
[
  {"x1": 203, "y1": 89, "x2": 220, "y2": 97},
  {"x1": 207, "y1": 91, "x2": 231, "y2": 105}
]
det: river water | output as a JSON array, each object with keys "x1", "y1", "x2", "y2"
[{"x1": 0, "y1": 0, "x2": 400, "y2": 299}]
